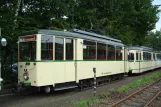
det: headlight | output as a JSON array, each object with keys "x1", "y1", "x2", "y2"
[{"x1": 23, "y1": 73, "x2": 29, "y2": 81}]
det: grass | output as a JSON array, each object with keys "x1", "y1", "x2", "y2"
[
  {"x1": 73, "y1": 97, "x2": 101, "y2": 107},
  {"x1": 73, "y1": 72, "x2": 161, "y2": 107},
  {"x1": 117, "y1": 72, "x2": 161, "y2": 93}
]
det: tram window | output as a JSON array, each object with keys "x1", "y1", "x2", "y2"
[
  {"x1": 116, "y1": 46, "x2": 122, "y2": 60},
  {"x1": 143, "y1": 52, "x2": 147, "y2": 60},
  {"x1": 147, "y1": 53, "x2": 151, "y2": 60},
  {"x1": 128, "y1": 53, "x2": 134, "y2": 60},
  {"x1": 143, "y1": 52, "x2": 151, "y2": 60},
  {"x1": 157, "y1": 54, "x2": 161, "y2": 60},
  {"x1": 83, "y1": 40, "x2": 96, "y2": 60},
  {"x1": 149, "y1": 53, "x2": 152, "y2": 60},
  {"x1": 136, "y1": 52, "x2": 138, "y2": 60},
  {"x1": 140, "y1": 53, "x2": 141, "y2": 60},
  {"x1": 147, "y1": 53, "x2": 149, "y2": 60},
  {"x1": 66, "y1": 39, "x2": 73, "y2": 60},
  {"x1": 97, "y1": 43, "x2": 106, "y2": 60},
  {"x1": 157, "y1": 54, "x2": 159, "y2": 60},
  {"x1": 55, "y1": 37, "x2": 64, "y2": 60},
  {"x1": 41, "y1": 36, "x2": 53, "y2": 60},
  {"x1": 19, "y1": 41, "x2": 36, "y2": 61},
  {"x1": 107, "y1": 45, "x2": 115, "y2": 60}
]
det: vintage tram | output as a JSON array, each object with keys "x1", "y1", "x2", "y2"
[
  {"x1": 128, "y1": 46, "x2": 161, "y2": 74},
  {"x1": 17, "y1": 29, "x2": 161, "y2": 93},
  {"x1": 18, "y1": 29, "x2": 128, "y2": 93}
]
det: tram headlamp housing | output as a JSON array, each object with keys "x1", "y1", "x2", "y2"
[{"x1": 23, "y1": 73, "x2": 29, "y2": 81}]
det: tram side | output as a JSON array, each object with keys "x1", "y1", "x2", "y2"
[
  {"x1": 128, "y1": 46, "x2": 161, "y2": 74},
  {"x1": 18, "y1": 29, "x2": 128, "y2": 93}
]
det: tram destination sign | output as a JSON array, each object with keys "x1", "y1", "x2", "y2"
[{"x1": 20, "y1": 35, "x2": 36, "y2": 42}]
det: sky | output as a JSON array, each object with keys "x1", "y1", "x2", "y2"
[{"x1": 152, "y1": 0, "x2": 161, "y2": 31}]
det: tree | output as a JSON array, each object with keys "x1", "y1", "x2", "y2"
[
  {"x1": 73, "y1": 0, "x2": 160, "y2": 45},
  {"x1": 144, "y1": 31, "x2": 161, "y2": 50}
]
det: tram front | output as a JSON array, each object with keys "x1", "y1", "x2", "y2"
[{"x1": 17, "y1": 35, "x2": 37, "y2": 90}]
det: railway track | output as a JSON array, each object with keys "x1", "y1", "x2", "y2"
[
  {"x1": 111, "y1": 78, "x2": 161, "y2": 107},
  {"x1": 144, "y1": 90, "x2": 161, "y2": 107}
]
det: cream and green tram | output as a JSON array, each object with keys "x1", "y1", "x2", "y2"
[
  {"x1": 128, "y1": 46, "x2": 161, "y2": 74},
  {"x1": 18, "y1": 29, "x2": 128, "y2": 93}
]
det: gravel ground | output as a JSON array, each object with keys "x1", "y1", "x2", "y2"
[
  {"x1": 147, "y1": 91, "x2": 161, "y2": 107},
  {"x1": 0, "y1": 69, "x2": 161, "y2": 107},
  {"x1": 118, "y1": 78, "x2": 161, "y2": 107}
]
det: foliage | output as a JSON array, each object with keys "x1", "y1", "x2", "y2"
[
  {"x1": 0, "y1": 0, "x2": 160, "y2": 83},
  {"x1": 73, "y1": 72, "x2": 161, "y2": 107},
  {"x1": 73, "y1": 97, "x2": 100, "y2": 107},
  {"x1": 0, "y1": 0, "x2": 160, "y2": 47},
  {"x1": 144, "y1": 30, "x2": 161, "y2": 50},
  {"x1": 98, "y1": 91, "x2": 110, "y2": 99},
  {"x1": 117, "y1": 72, "x2": 161, "y2": 93},
  {"x1": 74, "y1": 0, "x2": 160, "y2": 45}
]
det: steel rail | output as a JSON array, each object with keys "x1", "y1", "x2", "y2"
[
  {"x1": 144, "y1": 90, "x2": 161, "y2": 107},
  {"x1": 110, "y1": 78, "x2": 161, "y2": 107}
]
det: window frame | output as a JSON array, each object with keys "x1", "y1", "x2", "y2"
[
  {"x1": 83, "y1": 40, "x2": 97, "y2": 60},
  {"x1": 41, "y1": 35, "x2": 54, "y2": 60},
  {"x1": 65, "y1": 38, "x2": 74, "y2": 60},
  {"x1": 107, "y1": 44, "x2": 116, "y2": 60},
  {"x1": 55, "y1": 36, "x2": 64, "y2": 60},
  {"x1": 116, "y1": 46, "x2": 123, "y2": 60},
  {"x1": 97, "y1": 42, "x2": 107, "y2": 60}
]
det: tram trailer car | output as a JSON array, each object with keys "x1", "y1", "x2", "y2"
[
  {"x1": 18, "y1": 29, "x2": 128, "y2": 93},
  {"x1": 128, "y1": 46, "x2": 161, "y2": 74}
]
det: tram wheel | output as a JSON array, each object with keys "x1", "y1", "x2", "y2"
[{"x1": 44, "y1": 86, "x2": 51, "y2": 93}]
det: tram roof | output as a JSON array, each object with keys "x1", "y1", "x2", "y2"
[
  {"x1": 127, "y1": 46, "x2": 161, "y2": 53},
  {"x1": 20, "y1": 29, "x2": 124, "y2": 46}
]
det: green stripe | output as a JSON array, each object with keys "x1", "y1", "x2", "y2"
[
  {"x1": 19, "y1": 60, "x2": 128, "y2": 62},
  {"x1": 19, "y1": 60, "x2": 161, "y2": 63},
  {"x1": 129, "y1": 60, "x2": 159, "y2": 62},
  {"x1": 19, "y1": 60, "x2": 161, "y2": 62},
  {"x1": 135, "y1": 60, "x2": 144, "y2": 62}
]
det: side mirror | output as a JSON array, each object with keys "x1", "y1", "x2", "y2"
[{"x1": 1, "y1": 38, "x2": 7, "y2": 46}]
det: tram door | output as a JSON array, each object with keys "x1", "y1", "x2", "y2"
[
  {"x1": 124, "y1": 47, "x2": 128, "y2": 73},
  {"x1": 64, "y1": 39, "x2": 76, "y2": 82},
  {"x1": 137, "y1": 51, "x2": 141, "y2": 73}
]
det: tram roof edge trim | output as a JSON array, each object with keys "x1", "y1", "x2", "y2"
[
  {"x1": 19, "y1": 29, "x2": 124, "y2": 46},
  {"x1": 127, "y1": 46, "x2": 161, "y2": 53},
  {"x1": 72, "y1": 29, "x2": 121, "y2": 43},
  {"x1": 128, "y1": 46, "x2": 153, "y2": 50}
]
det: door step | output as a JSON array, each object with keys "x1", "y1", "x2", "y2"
[{"x1": 54, "y1": 86, "x2": 78, "y2": 91}]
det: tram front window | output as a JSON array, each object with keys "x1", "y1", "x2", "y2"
[{"x1": 19, "y1": 41, "x2": 36, "y2": 61}]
